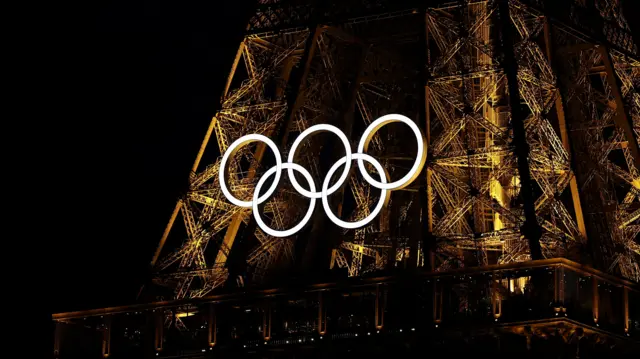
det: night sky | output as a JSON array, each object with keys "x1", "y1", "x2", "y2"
[{"x1": 51, "y1": 1, "x2": 253, "y2": 314}]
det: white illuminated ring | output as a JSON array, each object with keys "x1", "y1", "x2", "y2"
[
  {"x1": 218, "y1": 114, "x2": 427, "y2": 237},
  {"x1": 287, "y1": 124, "x2": 352, "y2": 199},
  {"x1": 253, "y1": 163, "x2": 316, "y2": 238},
  {"x1": 219, "y1": 134, "x2": 282, "y2": 208},
  {"x1": 321, "y1": 153, "x2": 389, "y2": 229},
  {"x1": 357, "y1": 114, "x2": 427, "y2": 190}
]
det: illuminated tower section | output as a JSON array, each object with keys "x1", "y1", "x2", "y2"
[
  {"x1": 146, "y1": 0, "x2": 639, "y2": 302},
  {"x1": 52, "y1": 2, "x2": 640, "y2": 358},
  {"x1": 425, "y1": 2, "x2": 524, "y2": 270}
]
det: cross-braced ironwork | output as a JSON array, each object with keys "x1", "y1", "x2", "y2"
[
  {"x1": 53, "y1": 2, "x2": 640, "y2": 357},
  {"x1": 147, "y1": 0, "x2": 639, "y2": 314}
]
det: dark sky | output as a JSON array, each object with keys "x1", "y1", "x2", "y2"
[{"x1": 51, "y1": 1, "x2": 253, "y2": 313}]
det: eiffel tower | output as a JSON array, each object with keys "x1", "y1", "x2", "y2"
[{"x1": 54, "y1": 1, "x2": 639, "y2": 358}]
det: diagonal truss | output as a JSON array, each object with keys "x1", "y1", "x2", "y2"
[{"x1": 549, "y1": 3, "x2": 640, "y2": 280}]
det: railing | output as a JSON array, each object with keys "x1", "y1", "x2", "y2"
[{"x1": 53, "y1": 259, "x2": 638, "y2": 358}]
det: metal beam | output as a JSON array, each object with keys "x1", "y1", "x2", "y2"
[
  {"x1": 497, "y1": 0, "x2": 543, "y2": 260},
  {"x1": 542, "y1": 18, "x2": 588, "y2": 240}
]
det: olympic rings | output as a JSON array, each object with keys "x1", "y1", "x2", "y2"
[
  {"x1": 357, "y1": 114, "x2": 427, "y2": 190},
  {"x1": 288, "y1": 124, "x2": 352, "y2": 199},
  {"x1": 218, "y1": 114, "x2": 427, "y2": 237},
  {"x1": 219, "y1": 134, "x2": 282, "y2": 208},
  {"x1": 253, "y1": 163, "x2": 317, "y2": 238},
  {"x1": 321, "y1": 153, "x2": 389, "y2": 229}
]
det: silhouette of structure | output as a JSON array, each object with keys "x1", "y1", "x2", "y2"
[{"x1": 54, "y1": 0, "x2": 639, "y2": 357}]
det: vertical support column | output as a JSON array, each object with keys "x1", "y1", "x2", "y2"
[
  {"x1": 102, "y1": 316, "x2": 112, "y2": 358},
  {"x1": 154, "y1": 310, "x2": 164, "y2": 353},
  {"x1": 375, "y1": 284, "x2": 385, "y2": 330},
  {"x1": 554, "y1": 266, "x2": 566, "y2": 316},
  {"x1": 592, "y1": 277, "x2": 600, "y2": 324},
  {"x1": 53, "y1": 321, "x2": 62, "y2": 358},
  {"x1": 318, "y1": 291, "x2": 327, "y2": 335},
  {"x1": 542, "y1": 18, "x2": 588, "y2": 239},
  {"x1": 425, "y1": 86, "x2": 436, "y2": 271},
  {"x1": 422, "y1": 8, "x2": 435, "y2": 272},
  {"x1": 492, "y1": 274, "x2": 502, "y2": 320},
  {"x1": 433, "y1": 280, "x2": 443, "y2": 325},
  {"x1": 496, "y1": 0, "x2": 543, "y2": 260},
  {"x1": 208, "y1": 304, "x2": 217, "y2": 348},
  {"x1": 274, "y1": 57, "x2": 296, "y2": 99},
  {"x1": 623, "y1": 286, "x2": 629, "y2": 334},
  {"x1": 263, "y1": 303, "x2": 272, "y2": 341}
]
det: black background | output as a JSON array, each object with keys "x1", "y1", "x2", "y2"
[{"x1": 48, "y1": 0, "x2": 253, "y2": 314}]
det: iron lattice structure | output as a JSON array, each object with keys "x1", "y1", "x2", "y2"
[
  {"x1": 52, "y1": 1, "x2": 640, "y2": 357},
  {"x1": 148, "y1": 0, "x2": 639, "y2": 311}
]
